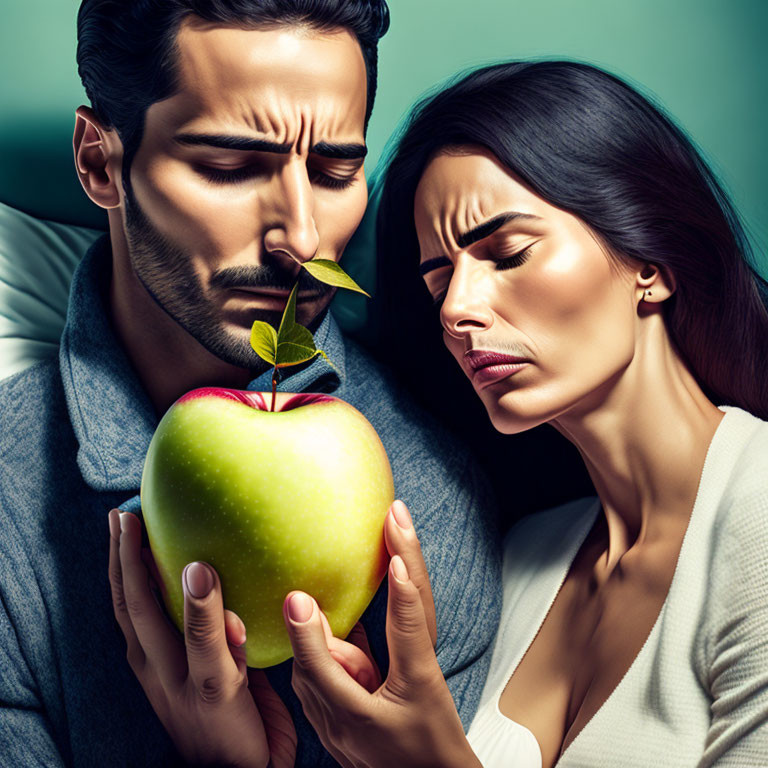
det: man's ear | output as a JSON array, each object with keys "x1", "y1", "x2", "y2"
[
  {"x1": 73, "y1": 105, "x2": 123, "y2": 209},
  {"x1": 636, "y1": 262, "x2": 676, "y2": 305}
]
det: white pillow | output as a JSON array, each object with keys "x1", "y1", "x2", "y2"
[{"x1": 0, "y1": 202, "x2": 102, "y2": 380}]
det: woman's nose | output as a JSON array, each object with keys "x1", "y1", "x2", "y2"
[{"x1": 439, "y1": 255, "x2": 494, "y2": 338}]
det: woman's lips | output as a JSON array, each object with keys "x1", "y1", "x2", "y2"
[{"x1": 464, "y1": 350, "x2": 530, "y2": 387}]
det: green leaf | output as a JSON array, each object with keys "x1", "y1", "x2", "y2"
[
  {"x1": 249, "y1": 321, "x2": 278, "y2": 365},
  {"x1": 279, "y1": 322, "x2": 315, "y2": 349},
  {"x1": 277, "y1": 283, "x2": 299, "y2": 339},
  {"x1": 302, "y1": 259, "x2": 371, "y2": 297},
  {"x1": 276, "y1": 327, "x2": 317, "y2": 366},
  {"x1": 275, "y1": 343, "x2": 329, "y2": 367}
]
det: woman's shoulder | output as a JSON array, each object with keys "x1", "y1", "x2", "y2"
[
  {"x1": 710, "y1": 406, "x2": 768, "y2": 534},
  {"x1": 693, "y1": 408, "x2": 768, "y2": 691}
]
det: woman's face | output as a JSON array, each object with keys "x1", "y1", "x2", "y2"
[{"x1": 414, "y1": 146, "x2": 643, "y2": 434}]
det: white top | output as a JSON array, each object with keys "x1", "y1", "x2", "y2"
[{"x1": 467, "y1": 406, "x2": 768, "y2": 767}]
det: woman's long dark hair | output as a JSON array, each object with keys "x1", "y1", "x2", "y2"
[
  {"x1": 376, "y1": 60, "x2": 768, "y2": 418},
  {"x1": 373, "y1": 60, "x2": 768, "y2": 518}
]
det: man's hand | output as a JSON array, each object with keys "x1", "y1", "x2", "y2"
[
  {"x1": 107, "y1": 509, "x2": 296, "y2": 768},
  {"x1": 284, "y1": 500, "x2": 482, "y2": 768}
]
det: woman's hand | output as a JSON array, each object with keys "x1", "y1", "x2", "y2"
[
  {"x1": 107, "y1": 509, "x2": 296, "y2": 768},
  {"x1": 284, "y1": 500, "x2": 482, "y2": 768}
]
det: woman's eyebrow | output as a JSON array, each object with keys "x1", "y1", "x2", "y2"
[
  {"x1": 419, "y1": 256, "x2": 452, "y2": 276},
  {"x1": 419, "y1": 211, "x2": 542, "y2": 275},
  {"x1": 456, "y1": 211, "x2": 541, "y2": 248}
]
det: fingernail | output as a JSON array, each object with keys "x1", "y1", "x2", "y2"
[
  {"x1": 235, "y1": 615, "x2": 247, "y2": 646},
  {"x1": 108, "y1": 509, "x2": 121, "y2": 540},
  {"x1": 184, "y1": 562, "x2": 213, "y2": 599},
  {"x1": 287, "y1": 592, "x2": 314, "y2": 624},
  {"x1": 119, "y1": 512, "x2": 130, "y2": 534},
  {"x1": 390, "y1": 555, "x2": 409, "y2": 584},
  {"x1": 391, "y1": 500, "x2": 412, "y2": 530}
]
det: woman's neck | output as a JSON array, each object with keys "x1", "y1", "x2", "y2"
[{"x1": 551, "y1": 314, "x2": 723, "y2": 570}]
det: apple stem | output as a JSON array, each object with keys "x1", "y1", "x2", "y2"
[{"x1": 271, "y1": 367, "x2": 278, "y2": 412}]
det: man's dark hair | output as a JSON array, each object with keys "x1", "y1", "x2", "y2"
[{"x1": 77, "y1": 0, "x2": 390, "y2": 182}]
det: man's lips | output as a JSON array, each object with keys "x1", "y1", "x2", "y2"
[
  {"x1": 229, "y1": 287, "x2": 319, "y2": 300},
  {"x1": 463, "y1": 350, "x2": 530, "y2": 387}
]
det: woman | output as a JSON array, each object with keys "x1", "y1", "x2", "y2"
[{"x1": 110, "y1": 61, "x2": 768, "y2": 767}]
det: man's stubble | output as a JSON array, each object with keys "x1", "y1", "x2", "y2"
[{"x1": 123, "y1": 187, "x2": 330, "y2": 373}]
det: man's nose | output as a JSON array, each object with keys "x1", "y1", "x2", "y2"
[
  {"x1": 440, "y1": 254, "x2": 494, "y2": 338},
  {"x1": 262, "y1": 161, "x2": 320, "y2": 264}
]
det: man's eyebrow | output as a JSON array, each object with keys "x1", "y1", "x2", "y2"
[
  {"x1": 174, "y1": 133, "x2": 292, "y2": 153},
  {"x1": 173, "y1": 133, "x2": 366, "y2": 159},
  {"x1": 311, "y1": 141, "x2": 367, "y2": 160},
  {"x1": 457, "y1": 211, "x2": 541, "y2": 249}
]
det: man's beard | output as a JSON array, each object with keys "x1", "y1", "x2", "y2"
[{"x1": 123, "y1": 189, "x2": 330, "y2": 372}]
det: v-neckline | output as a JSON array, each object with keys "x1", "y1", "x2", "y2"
[
  {"x1": 493, "y1": 407, "x2": 734, "y2": 765},
  {"x1": 491, "y1": 498, "x2": 599, "y2": 765}
]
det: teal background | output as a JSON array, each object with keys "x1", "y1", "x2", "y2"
[{"x1": 1, "y1": 0, "x2": 766, "y2": 271}]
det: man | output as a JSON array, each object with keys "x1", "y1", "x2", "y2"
[{"x1": 0, "y1": 1, "x2": 501, "y2": 765}]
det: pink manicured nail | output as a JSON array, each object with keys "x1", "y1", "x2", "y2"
[
  {"x1": 108, "y1": 509, "x2": 121, "y2": 541},
  {"x1": 233, "y1": 615, "x2": 247, "y2": 646},
  {"x1": 119, "y1": 512, "x2": 131, "y2": 534},
  {"x1": 390, "y1": 555, "x2": 409, "y2": 583},
  {"x1": 184, "y1": 562, "x2": 213, "y2": 599},
  {"x1": 288, "y1": 593, "x2": 314, "y2": 623},
  {"x1": 391, "y1": 500, "x2": 412, "y2": 529}
]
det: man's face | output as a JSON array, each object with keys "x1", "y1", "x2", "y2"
[{"x1": 122, "y1": 19, "x2": 369, "y2": 369}]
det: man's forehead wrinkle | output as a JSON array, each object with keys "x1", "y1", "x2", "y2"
[
  {"x1": 219, "y1": 93, "x2": 362, "y2": 156},
  {"x1": 172, "y1": 22, "x2": 366, "y2": 139},
  {"x1": 302, "y1": 105, "x2": 316, "y2": 157}
]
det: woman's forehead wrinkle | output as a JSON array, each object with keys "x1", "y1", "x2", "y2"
[
  {"x1": 436, "y1": 191, "x2": 461, "y2": 255},
  {"x1": 439, "y1": 200, "x2": 455, "y2": 256},
  {"x1": 468, "y1": 195, "x2": 486, "y2": 238},
  {"x1": 455, "y1": 196, "x2": 478, "y2": 251}
]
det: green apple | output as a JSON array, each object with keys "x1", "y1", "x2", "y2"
[{"x1": 140, "y1": 387, "x2": 394, "y2": 668}]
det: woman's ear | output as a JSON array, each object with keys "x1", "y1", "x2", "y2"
[
  {"x1": 636, "y1": 262, "x2": 676, "y2": 305},
  {"x1": 73, "y1": 105, "x2": 124, "y2": 209}
]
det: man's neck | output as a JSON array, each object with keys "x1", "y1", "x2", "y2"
[{"x1": 107, "y1": 229, "x2": 258, "y2": 418}]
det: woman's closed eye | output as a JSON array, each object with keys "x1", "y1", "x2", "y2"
[
  {"x1": 495, "y1": 245, "x2": 534, "y2": 271},
  {"x1": 429, "y1": 246, "x2": 535, "y2": 307}
]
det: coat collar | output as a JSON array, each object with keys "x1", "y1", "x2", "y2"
[{"x1": 59, "y1": 235, "x2": 345, "y2": 492}]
